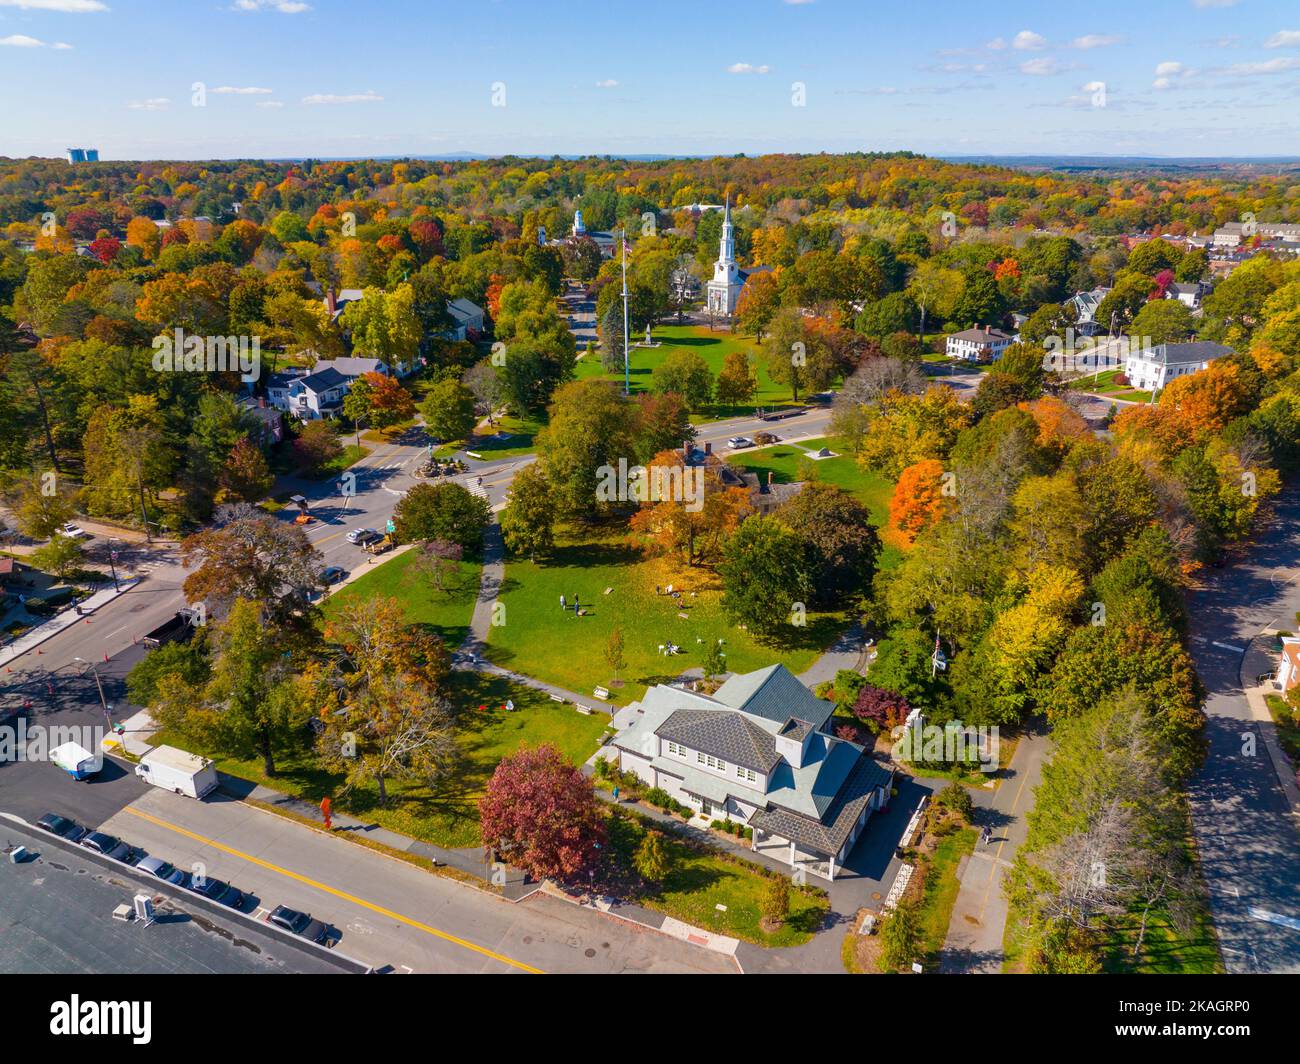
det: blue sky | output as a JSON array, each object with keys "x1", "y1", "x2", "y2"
[{"x1": 1, "y1": 0, "x2": 1297, "y2": 159}]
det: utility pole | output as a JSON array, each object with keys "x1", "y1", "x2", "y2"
[
  {"x1": 74, "y1": 656, "x2": 112, "y2": 727},
  {"x1": 621, "y1": 228, "x2": 630, "y2": 396},
  {"x1": 107, "y1": 540, "x2": 120, "y2": 592}
]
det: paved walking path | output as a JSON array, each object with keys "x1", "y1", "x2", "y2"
[{"x1": 939, "y1": 725, "x2": 1051, "y2": 973}]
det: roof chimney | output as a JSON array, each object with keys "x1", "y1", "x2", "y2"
[
  {"x1": 984, "y1": 324, "x2": 991, "y2": 335},
  {"x1": 326, "y1": 289, "x2": 337, "y2": 316}
]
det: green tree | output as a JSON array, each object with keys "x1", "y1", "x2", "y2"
[
  {"x1": 719, "y1": 516, "x2": 813, "y2": 637},
  {"x1": 760, "y1": 875, "x2": 791, "y2": 928},
  {"x1": 878, "y1": 899, "x2": 921, "y2": 972},
  {"x1": 499, "y1": 463, "x2": 555, "y2": 560},
  {"x1": 537, "y1": 380, "x2": 639, "y2": 517},
  {"x1": 714, "y1": 349, "x2": 758, "y2": 408},
  {"x1": 651, "y1": 349, "x2": 713, "y2": 411},
  {"x1": 633, "y1": 830, "x2": 674, "y2": 884},
  {"x1": 420, "y1": 377, "x2": 478, "y2": 443},
  {"x1": 30, "y1": 532, "x2": 82, "y2": 580},
  {"x1": 393, "y1": 481, "x2": 490, "y2": 549}
]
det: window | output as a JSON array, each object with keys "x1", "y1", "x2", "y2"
[
  {"x1": 735, "y1": 765, "x2": 758, "y2": 784},
  {"x1": 664, "y1": 741, "x2": 687, "y2": 758},
  {"x1": 696, "y1": 752, "x2": 726, "y2": 772}
]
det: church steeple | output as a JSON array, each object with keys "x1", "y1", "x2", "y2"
[{"x1": 718, "y1": 192, "x2": 735, "y2": 266}]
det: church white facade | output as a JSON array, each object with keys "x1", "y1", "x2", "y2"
[{"x1": 706, "y1": 196, "x2": 746, "y2": 317}]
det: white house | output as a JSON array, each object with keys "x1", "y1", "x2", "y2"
[
  {"x1": 1069, "y1": 287, "x2": 1111, "y2": 336},
  {"x1": 946, "y1": 325, "x2": 1014, "y2": 363},
  {"x1": 1123, "y1": 340, "x2": 1233, "y2": 393},
  {"x1": 610, "y1": 664, "x2": 894, "y2": 882},
  {"x1": 284, "y1": 366, "x2": 350, "y2": 420},
  {"x1": 1276, "y1": 637, "x2": 1300, "y2": 695},
  {"x1": 1166, "y1": 281, "x2": 1210, "y2": 309}
]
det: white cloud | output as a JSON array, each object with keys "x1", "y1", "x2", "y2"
[
  {"x1": 214, "y1": 85, "x2": 273, "y2": 95},
  {"x1": 1020, "y1": 57, "x2": 1060, "y2": 76},
  {"x1": 52, "y1": 41, "x2": 72, "y2": 48},
  {"x1": 727, "y1": 62, "x2": 771, "y2": 74},
  {"x1": 1223, "y1": 56, "x2": 1300, "y2": 75},
  {"x1": 233, "y1": 0, "x2": 310, "y2": 11},
  {"x1": 1013, "y1": 30, "x2": 1047, "y2": 51},
  {"x1": 986, "y1": 37, "x2": 1006, "y2": 51},
  {"x1": 595, "y1": 78, "x2": 618, "y2": 88},
  {"x1": 1192, "y1": 0, "x2": 1239, "y2": 7},
  {"x1": 127, "y1": 98, "x2": 171, "y2": 110},
  {"x1": 0, "y1": 0, "x2": 107, "y2": 11},
  {"x1": 1155, "y1": 61, "x2": 1186, "y2": 76},
  {"x1": 1265, "y1": 30, "x2": 1300, "y2": 49},
  {"x1": 301, "y1": 90, "x2": 383, "y2": 104},
  {"x1": 1072, "y1": 34, "x2": 1122, "y2": 50},
  {"x1": 255, "y1": 100, "x2": 284, "y2": 109},
  {"x1": 0, "y1": 34, "x2": 44, "y2": 46},
  {"x1": 1153, "y1": 60, "x2": 1196, "y2": 89}
]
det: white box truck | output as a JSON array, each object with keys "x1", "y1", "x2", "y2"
[{"x1": 135, "y1": 745, "x2": 218, "y2": 799}]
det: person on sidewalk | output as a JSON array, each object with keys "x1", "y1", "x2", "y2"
[
  {"x1": 980, "y1": 825, "x2": 992, "y2": 846},
  {"x1": 560, "y1": 594, "x2": 566, "y2": 611}
]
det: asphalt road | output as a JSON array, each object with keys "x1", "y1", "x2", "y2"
[
  {"x1": 1186, "y1": 485, "x2": 1300, "y2": 973},
  {"x1": 97, "y1": 786, "x2": 736, "y2": 974}
]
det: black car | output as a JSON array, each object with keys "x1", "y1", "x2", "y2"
[
  {"x1": 35, "y1": 812, "x2": 89, "y2": 843},
  {"x1": 80, "y1": 831, "x2": 132, "y2": 861},
  {"x1": 188, "y1": 877, "x2": 244, "y2": 909},
  {"x1": 268, "y1": 904, "x2": 329, "y2": 944}
]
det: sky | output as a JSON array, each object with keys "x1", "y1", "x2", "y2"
[{"x1": 0, "y1": 0, "x2": 1298, "y2": 160}]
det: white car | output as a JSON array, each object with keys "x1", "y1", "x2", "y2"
[
  {"x1": 56, "y1": 523, "x2": 87, "y2": 539},
  {"x1": 345, "y1": 528, "x2": 378, "y2": 545},
  {"x1": 726, "y1": 436, "x2": 753, "y2": 450}
]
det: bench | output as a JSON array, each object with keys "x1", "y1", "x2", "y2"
[
  {"x1": 465, "y1": 451, "x2": 483, "y2": 460},
  {"x1": 574, "y1": 704, "x2": 593, "y2": 715},
  {"x1": 549, "y1": 693, "x2": 566, "y2": 703},
  {"x1": 592, "y1": 686, "x2": 610, "y2": 700}
]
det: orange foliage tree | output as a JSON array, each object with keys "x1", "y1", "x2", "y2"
[{"x1": 888, "y1": 458, "x2": 948, "y2": 544}]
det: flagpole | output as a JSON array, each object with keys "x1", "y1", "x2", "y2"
[{"x1": 621, "y1": 227, "x2": 630, "y2": 396}]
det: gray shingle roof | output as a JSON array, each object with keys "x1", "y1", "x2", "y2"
[
  {"x1": 655, "y1": 709, "x2": 781, "y2": 774},
  {"x1": 750, "y1": 756, "x2": 894, "y2": 859},
  {"x1": 713, "y1": 664, "x2": 835, "y2": 731},
  {"x1": 294, "y1": 367, "x2": 348, "y2": 393},
  {"x1": 1147, "y1": 340, "x2": 1232, "y2": 367}
]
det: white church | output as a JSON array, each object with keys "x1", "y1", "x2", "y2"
[{"x1": 706, "y1": 195, "x2": 758, "y2": 317}]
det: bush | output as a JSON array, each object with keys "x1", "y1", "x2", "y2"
[
  {"x1": 593, "y1": 756, "x2": 610, "y2": 780},
  {"x1": 760, "y1": 876, "x2": 790, "y2": 926},
  {"x1": 645, "y1": 787, "x2": 670, "y2": 808},
  {"x1": 935, "y1": 781, "x2": 974, "y2": 822}
]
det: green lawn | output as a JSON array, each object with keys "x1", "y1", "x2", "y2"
[
  {"x1": 322, "y1": 547, "x2": 482, "y2": 648},
  {"x1": 441, "y1": 411, "x2": 545, "y2": 461},
  {"x1": 486, "y1": 524, "x2": 846, "y2": 702},
  {"x1": 575, "y1": 323, "x2": 812, "y2": 420},
  {"x1": 1265, "y1": 693, "x2": 1300, "y2": 763},
  {"x1": 154, "y1": 670, "x2": 608, "y2": 849},
  {"x1": 608, "y1": 812, "x2": 828, "y2": 947},
  {"x1": 722, "y1": 437, "x2": 903, "y2": 570},
  {"x1": 1071, "y1": 369, "x2": 1153, "y2": 404},
  {"x1": 916, "y1": 826, "x2": 977, "y2": 968}
]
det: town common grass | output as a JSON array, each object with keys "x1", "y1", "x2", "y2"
[
  {"x1": 485, "y1": 522, "x2": 845, "y2": 702},
  {"x1": 153, "y1": 670, "x2": 608, "y2": 850},
  {"x1": 722, "y1": 437, "x2": 903, "y2": 569},
  {"x1": 573, "y1": 323, "x2": 810, "y2": 419},
  {"x1": 323, "y1": 547, "x2": 481, "y2": 648}
]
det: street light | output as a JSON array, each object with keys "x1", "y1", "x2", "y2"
[
  {"x1": 73, "y1": 656, "x2": 113, "y2": 727},
  {"x1": 106, "y1": 538, "x2": 121, "y2": 592}
]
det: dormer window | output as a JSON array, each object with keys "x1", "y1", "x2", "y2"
[
  {"x1": 696, "y1": 752, "x2": 726, "y2": 773},
  {"x1": 735, "y1": 765, "x2": 758, "y2": 784}
]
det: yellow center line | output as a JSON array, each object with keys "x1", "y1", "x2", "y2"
[
  {"x1": 975, "y1": 749, "x2": 1036, "y2": 921},
  {"x1": 125, "y1": 806, "x2": 542, "y2": 974}
]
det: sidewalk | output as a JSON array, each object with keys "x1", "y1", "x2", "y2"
[{"x1": 0, "y1": 577, "x2": 140, "y2": 669}]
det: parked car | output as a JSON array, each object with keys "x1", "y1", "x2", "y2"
[
  {"x1": 80, "y1": 831, "x2": 132, "y2": 861},
  {"x1": 268, "y1": 905, "x2": 329, "y2": 944},
  {"x1": 56, "y1": 523, "x2": 88, "y2": 539},
  {"x1": 364, "y1": 538, "x2": 393, "y2": 556},
  {"x1": 753, "y1": 431, "x2": 779, "y2": 445},
  {"x1": 345, "y1": 528, "x2": 379, "y2": 545},
  {"x1": 137, "y1": 855, "x2": 192, "y2": 888},
  {"x1": 319, "y1": 566, "x2": 347, "y2": 588},
  {"x1": 726, "y1": 436, "x2": 753, "y2": 449},
  {"x1": 35, "y1": 812, "x2": 89, "y2": 843},
  {"x1": 188, "y1": 877, "x2": 244, "y2": 909}
]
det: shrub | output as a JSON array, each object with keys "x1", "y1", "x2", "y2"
[
  {"x1": 760, "y1": 876, "x2": 790, "y2": 927},
  {"x1": 935, "y1": 781, "x2": 974, "y2": 822},
  {"x1": 645, "y1": 787, "x2": 671, "y2": 808},
  {"x1": 594, "y1": 756, "x2": 610, "y2": 780}
]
